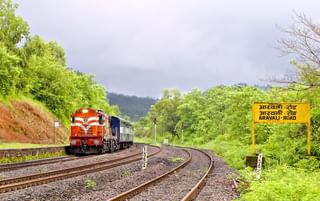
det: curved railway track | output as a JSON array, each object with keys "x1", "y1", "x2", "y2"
[
  {"x1": 108, "y1": 147, "x2": 214, "y2": 201},
  {"x1": 0, "y1": 145, "x2": 161, "y2": 194},
  {"x1": 182, "y1": 148, "x2": 214, "y2": 201},
  {"x1": 0, "y1": 155, "x2": 90, "y2": 172}
]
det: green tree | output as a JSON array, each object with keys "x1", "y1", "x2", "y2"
[
  {"x1": 0, "y1": 0, "x2": 29, "y2": 52},
  {"x1": 0, "y1": 42, "x2": 21, "y2": 95},
  {"x1": 148, "y1": 89, "x2": 182, "y2": 138}
]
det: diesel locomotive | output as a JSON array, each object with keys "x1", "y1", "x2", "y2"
[{"x1": 69, "y1": 108, "x2": 133, "y2": 154}]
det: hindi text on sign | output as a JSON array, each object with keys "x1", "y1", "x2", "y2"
[{"x1": 253, "y1": 103, "x2": 310, "y2": 124}]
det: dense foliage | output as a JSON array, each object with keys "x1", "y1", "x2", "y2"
[
  {"x1": 135, "y1": 86, "x2": 320, "y2": 200},
  {"x1": 135, "y1": 12, "x2": 320, "y2": 201},
  {"x1": 0, "y1": 0, "x2": 117, "y2": 124},
  {"x1": 2, "y1": 0, "x2": 320, "y2": 199},
  {"x1": 108, "y1": 92, "x2": 156, "y2": 121}
]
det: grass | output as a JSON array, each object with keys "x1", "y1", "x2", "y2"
[
  {"x1": 133, "y1": 136, "x2": 162, "y2": 146},
  {"x1": 168, "y1": 156, "x2": 184, "y2": 162},
  {"x1": 85, "y1": 178, "x2": 96, "y2": 190},
  {"x1": 0, "y1": 143, "x2": 63, "y2": 149},
  {"x1": 0, "y1": 151, "x2": 65, "y2": 164},
  {"x1": 121, "y1": 169, "x2": 132, "y2": 177}
]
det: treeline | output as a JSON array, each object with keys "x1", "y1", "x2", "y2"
[
  {"x1": 0, "y1": 0, "x2": 117, "y2": 123},
  {"x1": 137, "y1": 86, "x2": 320, "y2": 159},
  {"x1": 135, "y1": 86, "x2": 320, "y2": 200},
  {"x1": 108, "y1": 92, "x2": 156, "y2": 121},
  {"x1": 135, "y1": 12, "x2": 320, "y2": 200}
]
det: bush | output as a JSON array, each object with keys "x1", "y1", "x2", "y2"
[
  {"x1": 238, "y1": 166, "x2": 320, "y2": 201},
  {"x1": 212, "y1": 134, "x2": 250, "y2": 169}
]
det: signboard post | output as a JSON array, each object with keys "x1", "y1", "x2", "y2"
[{"x1": 252, "y1": 102, "x2": 311, "y2": 155}]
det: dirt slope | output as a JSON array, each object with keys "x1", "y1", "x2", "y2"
[{"x1": 0, "y1": 99, "x2": 68, "y2": 144}]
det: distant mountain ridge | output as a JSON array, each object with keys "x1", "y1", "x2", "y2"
[{"x1": 107, "y1": 92, "x2": 156, "y2": 121}]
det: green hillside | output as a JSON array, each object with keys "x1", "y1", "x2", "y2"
[
  {"x1": 108, "y1": 92, "x2": 156, "y2": 121},
  {"x1": 135, "y1": 86, "x2": 320, "y2": 201},
  {"x1": 134, "y1": 13, "x2": 320, "y2": 200},
  {"x1": 0, "y1": 0, "x2": 117, "y2": 127}
]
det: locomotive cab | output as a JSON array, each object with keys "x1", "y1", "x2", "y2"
[
  {"x1": 69, "y1": 108, "x2": 108, "y2": 154},
  {"x1": 69, "y1": 108, "x2": 134, "y2": 155}
]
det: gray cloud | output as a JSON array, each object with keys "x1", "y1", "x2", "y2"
[{"x1": 14, "y1": 0, "x2": 320, "y2": 97}]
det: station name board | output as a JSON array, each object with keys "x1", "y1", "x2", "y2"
[{"x1": 253, "y1": 103, "x2": 310, "y2": 124}]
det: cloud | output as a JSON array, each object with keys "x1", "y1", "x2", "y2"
[{"x1": 14, "y1": 0, "x2": 320, "y2": 97}]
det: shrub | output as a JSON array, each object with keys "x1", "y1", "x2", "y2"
[{"x1": 85, "y1": 178, "x2": 96, "y2": 190}]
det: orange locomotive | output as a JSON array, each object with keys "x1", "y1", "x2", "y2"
[{"x1": 69, "y1": 108, "x2": 133, "y2": 154}]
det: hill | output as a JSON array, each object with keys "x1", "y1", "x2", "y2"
[
  {"x1": 0, "y1": 97, "x2": 68, "y2": 144},
  {"x1": 0, "y1": 0, "x2": 116, "y2": 144},
  {"x1": 107, "y1": 92, "x2": 156, "y2": 121}
]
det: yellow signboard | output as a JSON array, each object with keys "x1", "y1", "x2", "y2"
[
  {"x1": 253, "y1": 103, "x2": 310, "y2": 124},
  {"x1": 251, "y1": 102, "x2": 311, "y2": 156}
]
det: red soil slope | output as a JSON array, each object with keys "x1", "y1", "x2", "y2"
[{"x1": 0, "y1": 99, "x2": 68, "y2": 144}]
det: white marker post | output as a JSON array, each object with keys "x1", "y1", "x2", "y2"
[
  {"x1": 142, "y1": 146, "x2": 148, "y2": 170},
  {"x1": 256, "y1": 153, "x2": 263, "y2": 179},
  {"x1": 53, "y1": 121, "x2": 60, "y2": 144}
]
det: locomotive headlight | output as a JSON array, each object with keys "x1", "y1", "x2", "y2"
[
  {"x1": 93, "y1": 139, "x2": 100, "y2": 145},
  {"x1": 70, "y1": 139, "x2": 77, "y2": 145},
  {"x1": 82, "y1": 109, "x2": 88, "y2": 113}
]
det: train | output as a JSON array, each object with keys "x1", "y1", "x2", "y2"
[{"x1": 69, "y1": 108, "x2": 134, "y2": 154}]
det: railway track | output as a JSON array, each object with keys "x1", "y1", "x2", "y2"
[
  {"x1": 108, "y1": 147, "x2": 213, "y2": 201},
  {"x1": 182, "y1": 148, "x2": 214, "y2": 201},
  {"x1": 0, "y1": 145, "x2": 161, "y2": 194},
  {"x1": 0, "y1": 143, "x2": 147, "y2": 172},
  {"x1": 0, "y1": 155, "x2": 89, "y2": 172}
]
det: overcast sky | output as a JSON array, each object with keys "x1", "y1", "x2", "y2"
[{"x1": 14, "y1": 0, "x2": 320, "y2": 97}]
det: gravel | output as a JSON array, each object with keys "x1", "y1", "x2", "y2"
[
  {"x1": 195, "y1": 151, "x2": 240, "y2": 201},
  {"x1": 129, "y1": 148, "x2": 210, "y2": 201},
  {"x1": 0, "y1": 145, "x2": 187, "y2": 201},
  {"x1": 0, "y1": 144, "x2": 143, "y2": 180},
  {"x1": 0, "y1": 146, "x2": 240, "y2": 201}
]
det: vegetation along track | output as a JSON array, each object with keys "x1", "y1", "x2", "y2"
[
  {"x1": 108, "y1": 147, "x2": 213, "y2": 201},
  {"x1": 0, "y1": 155, "x2": 90, "y2": 172},
  {"x1": 0, "y1": 145, "x2": 161, "y2": 193}
]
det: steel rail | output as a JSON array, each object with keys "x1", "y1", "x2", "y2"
[
  {"x1": 0, "y1": 143, "x2": 143, "y2": 172},
  {"x1": 0, "y1": 155, "x2": 88, "y2": 172},
  {"x1": 0, "y1": 151, "x2": 140, "y2": 186},
  {"x1": 108, "y1": 148, "x2": 192, "y2": 201},
  {"x1": 181, "y1": 148, "x2": 214, "y2": 201},
  {"x1": 0, "y1": 145, "x2": 161, "y2": 193}
]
